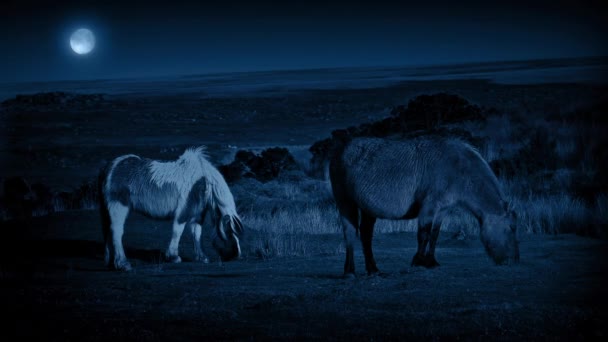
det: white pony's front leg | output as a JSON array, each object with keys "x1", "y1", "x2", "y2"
[
  {"x1": 108, "y1": 201, "x2": 132, "y2": 271},
  {"x1": 166, "y1": 219, "x2": 186, "y2": 263},
  {"x1": 191, "y1": 223, "x2": 209, "y2": 263}
]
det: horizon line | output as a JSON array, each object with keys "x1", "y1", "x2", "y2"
[{"x1": 2, "y1": 55, "x2": 607, "y2": 86}]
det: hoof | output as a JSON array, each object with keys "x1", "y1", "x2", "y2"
[
  {"x1": 411, "y1": 253, "x2": 427, "y2": 267},
  {"x1": 366, "y1": 267, "x2": 380, "y2": 276},
  {"x1": 165, "y1": 255, "x2": 182, "y2": 263},
  {"x1": 195, "y1": 256, "x2": 210, "y2": 264},
  {"x1": 113, "y1": 261, "x2": 132, "y2": 271},
  {"x1": 368, "y1": 271, "x2": 389, "y2": 278},
  {"x1": 425, "y1": 256, "x2": 440, "y2": 268},
  {"x1": 343, "y1": 272, "x2": 357, "y2": 280}
]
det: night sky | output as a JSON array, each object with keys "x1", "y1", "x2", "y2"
[{"x1": 1, "y1": 0, "x2": 606, "y2": 83}]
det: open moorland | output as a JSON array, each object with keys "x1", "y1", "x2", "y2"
[{"x1": 1, "y1": 58, "x2": 607, "y2": 340}]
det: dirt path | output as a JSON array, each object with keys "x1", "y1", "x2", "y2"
[{"x1": 1, "y1": 211, "x2": 607, "y2": 340}]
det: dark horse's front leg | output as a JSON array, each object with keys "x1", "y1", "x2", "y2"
[
  {"x1": 360, "y1": 212, "x2": 379, "y2": 275},
  {"x1": 412, "y1": 222, "x2": 431, "y2": 267}
]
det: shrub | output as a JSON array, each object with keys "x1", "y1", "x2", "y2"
[
  {"x1": 309, "y1": 93, "x2": 487, "y2": 177},
  {"x1": 403, "y1": 92, "x2": 483, "y2": 129},
  {"x1": 220, "y1": 147, "x2": 299, "y2": 183}
]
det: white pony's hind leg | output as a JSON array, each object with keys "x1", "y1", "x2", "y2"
[
  {"x1": 108, "y1": 201, "x2": 132, "y2": 271},
  {"x1": 190, "y1": 223, "x2": 209, "y2": 263},
  {"x1": 166, "y1": 219, "x2": 186, "y2": 263}
]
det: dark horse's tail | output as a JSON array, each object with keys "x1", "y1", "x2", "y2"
[
  {"x1": 98, "y1": 164, "x2": 111, "y2": 266},
  {"x1": 327, "y1": 138, "x2": 361, "y2": 238}
]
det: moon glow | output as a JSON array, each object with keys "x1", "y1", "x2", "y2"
[{"x1": 70, "y1": 28, "x2": 95, "y2": 55}]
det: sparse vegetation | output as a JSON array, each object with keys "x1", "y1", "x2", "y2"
[{"x1": 229, "y1": 174, "x2": 340, "y2": 257}]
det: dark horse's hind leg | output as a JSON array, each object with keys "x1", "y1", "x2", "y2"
[
  {"x1": 425, "y1": 216, "x2": 442, "y2": 268},
  {"x1": 360, "y1": 212, "x2": 379, "y2": 275}
]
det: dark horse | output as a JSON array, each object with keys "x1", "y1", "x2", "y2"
[{"x1": 330, "y1": 137, "x2": 519, "y2": 277}]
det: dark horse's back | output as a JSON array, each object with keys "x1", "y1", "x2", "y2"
[{"x1": 330, "y1": 136, "x2": 503, "y2": 220}]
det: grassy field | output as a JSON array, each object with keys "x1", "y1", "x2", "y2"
[{"x1": 2, "y1": 210, "x2": 607, "y2": 340}]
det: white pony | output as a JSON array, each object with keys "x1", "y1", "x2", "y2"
[{"x1": 99, "y1": 147, "x2": 243, "y2": 271}]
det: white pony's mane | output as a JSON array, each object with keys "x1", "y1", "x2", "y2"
[{"x1": 149, "y1": 146, "x2": 239, "y2": 222}]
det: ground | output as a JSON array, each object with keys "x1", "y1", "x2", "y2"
[{"x1": 1, "y1": 210, "x2": 606, "y2": 340}]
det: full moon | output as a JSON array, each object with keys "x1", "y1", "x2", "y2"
[{"x1": 70, "y1": 28, "x2": 95, "y2": 55}]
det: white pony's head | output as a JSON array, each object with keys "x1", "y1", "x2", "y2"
[
  {"x1": 212, "y1": 214, "x2": 243, "y2": 261},
  {"x1": 187, "y1": 145, "x2": 244, "y2": 261}
]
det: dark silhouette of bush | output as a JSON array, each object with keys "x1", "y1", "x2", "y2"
[
  {"x1": 404, "y1": 93, "x2": 482, "y2": 129},
  {"x1": 220, "y1": 147, "x2": 299, "y2": 183},
  {"x1": 219, "y1": 159, "x2": 249, "y2": 184},
  {"x1": 309, "y1": 93, "x2": 486, "y2": 177}
]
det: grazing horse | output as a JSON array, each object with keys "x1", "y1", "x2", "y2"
[
  {"x1": 330, "y1": 137, "x2": 519, "y2": 277},
  {"x1": 99, "y1": 147, "x2": 243, "y2": 271}
]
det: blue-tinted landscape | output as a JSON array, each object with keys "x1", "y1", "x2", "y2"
[
  {"x1": 2, "y1": 0, "x2": 608, "y2": 337},
  {"x1": 1, "y1": 55, "x2": 607, "y2": 339}
]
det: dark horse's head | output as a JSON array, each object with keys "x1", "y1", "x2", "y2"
[
  {"x1": 212, "y1": 214, "x2": 244, "y2": 261},
  {"x1": 481, "y1": 210, "x2": 519, "y2": 265}
]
